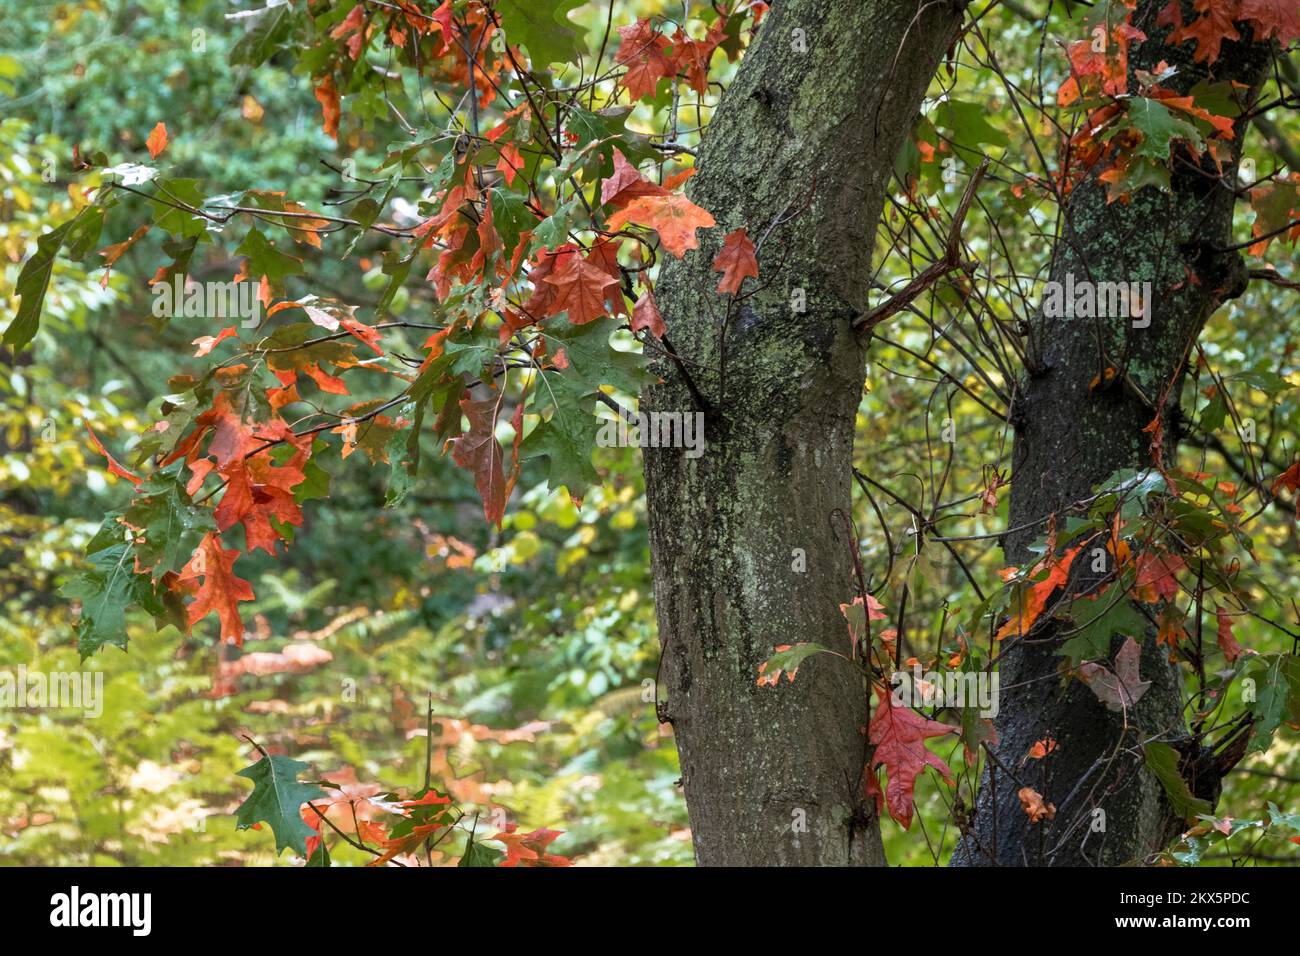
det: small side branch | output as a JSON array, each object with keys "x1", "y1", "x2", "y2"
[{"x1": 852, "y1": 159, "x2": 988, "y2": 333}]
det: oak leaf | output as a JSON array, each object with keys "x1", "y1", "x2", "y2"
[
  {"x1": 866, "y1": 697, "x2": 957, "y2": 829},
  {"x1": 712, "y1": 227, "x2": 759, "y2": 294},
  {"x1": 605, "y1": 191, "x2": 716, "y2": 258}
]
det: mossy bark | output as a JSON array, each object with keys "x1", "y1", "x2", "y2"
[
  {"x1": 952, "y1": 4, "x2": 1272, "y2": 866},
  {"x1": 642, "y1": 0, "x2": 966, "y2": 866}
]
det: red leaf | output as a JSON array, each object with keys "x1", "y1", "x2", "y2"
[
  {"x1": 496, "y1": 141, "x2": 524, "y2": 186},
  {"x1": 84, "y1": 420, "x2": 142, "y2": 485},
  {"x1": 711, "y1": 227, "x2": 759, "y2": 294},
  {"x1": 631, "y1": 287, "x2": 666, "y2": 338},
  {"x1": 866, "y1": 697, "x2": 957, "y2": 829},
  {"x1": 451, "y1": 397, "x2": 507, "y2": 527},
  {"x1": 1170, "y1": 0, "x2": 1242, "y2": 64},
  {"x1": 1216, "y1": 607, "x2": 1244, "y2": 663},
  {"x1": 543, "y1": 253, "x2": 621, "y2": 325},
  {"x1": 1240, "y1": 0, "x2": 1300, "y2": 43},
  {"x1": 615, "y1": 19, "x2": 673, "y2": 101},
  {"x1": 599, "y1": 151, "x2": 668, "y2": 208}
]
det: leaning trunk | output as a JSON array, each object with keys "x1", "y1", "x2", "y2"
[{"x1": 643, "y1": 0, "x2": 966, "y2": 866}]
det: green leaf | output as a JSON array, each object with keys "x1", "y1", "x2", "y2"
[
  {"x1": 149, "y1": 179, "x2": 209, "y2": 239},
  {"x1": 1125, "y1": 98, "x2": 1204, "y2": 165},
  {"x1": 236, "y1": 227, "x2": 304, "y2": 286},
  {"x1": 539, "y1": 315, "x2": 655, "y2": 397},
  {"x1": 1144, "y1": 741, "x2": 1212, "y2": 823},
  {"x1": 229, "y1": 0, "x2": 295, "y2": 67},
  {"x1": 234, "y1": 754, "x2": 325, "y2": 857},
  {"x1": 459, "y1": 832, "x2": 503, "y2": 867},
  {"x1": 4, "y1": 211, "x2": 85, "y2": 350},
  {"x1": 495, "y1": 0, "x2": 585, "y2": 67},
  {"x1": 121, "y1": 466, "x2": 217, "y2": 580},
  {"x1": 932, "y1": 100, "x2": 1009, "y2": 163},
  {"x1": 757, "y1": 642, "x2": 831, "y2": 682},
  {"x1": 384, "y1": 402, "x2": 421, "y2": 508},
  {"x1": 1058, "y1": 597, "x2": 1147, "y2": 664},
  {"x1": 60, "y1": 542, "x2": 170, "y2": 658},
  {"x1": 1248, "y1": 654, "x2": 1300, "y2": 755},
  {"x1": 1266, "y1": 801, "x2": 1300, "y2": 832},
  {"x1": 520, "y1": 381, "x2": 601, "y2": 501}
]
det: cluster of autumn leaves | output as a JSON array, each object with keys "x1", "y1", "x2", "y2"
[
  {"x1": 1037, "y1": 0, "x2": 1299, "y2": 209},
  {"x1": 80, "y1": 5, "x2": 772, "y2": 658}
]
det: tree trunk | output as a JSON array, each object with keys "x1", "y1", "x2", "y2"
[
  {"x1": 643, "y1": 0, "x2": 966, "y2": 866},
  {"x1": 953, "y1": 4, "x2": 1272, "y2": 867}
]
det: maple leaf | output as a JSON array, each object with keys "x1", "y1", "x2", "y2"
[
  {"x1": 1133, "y1": 551, "x2": 1185, "y2": 602},
  {"x1": 866, "y1": 697, "x2": 957, "y2": 829},
  {"x1": 492, "y1": 825, "x2": 572, "y2": 867},
  {"x1": 712, "y1": 227, "x2": 759, "y2": 294},
  {"x1": 192, "y1": 326, "x2": 238, "y2": 357},
  {"x1": 177, "y1": 533, "x2": 254, "y2": 645},
  {"x1": 450, "y1": 397, "x2": 508, "y2": 527},
  {"x1": 1077, "y1": 635, "x2": 1151, "y2": 712},
  {"x1": 605, "y1": 191, "x2": 716, "y2": 258},
  {"x1": 496, "y1": 141, "x2": 524, "y2": 186},
  {"x1": 146, "y1": 121, "x2": 168, "y2": 159},
  {"x1": 615, "y1": 19, "x2": 673, "y2": 101},
  {"x1": 543, "y1": 252, "x2": 621, "y2": 325},
  {"x1": 756, "y1": 642, "x2": 829, "y2": 686},
  {"x1": 97, "y1": 224, "x2": 150, "y2": 288},
  {"x1": 840, "y1": 594, "x2": 887, "y2": 658},
  {"x1": 1018, "y1": 786, "x2": 1056, "y2": 823}
]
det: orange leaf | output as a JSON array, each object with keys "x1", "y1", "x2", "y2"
[
  {"x1": 605, "y1": 191, "x2": 716, "y2": 259},
  {"x1": 84, "y1": 420, "x2": 142, "y2": 485},
  {"x1": 712, "y1": 227, "x2": 759, "y2": 294},
  {"x1": 314, "y1": 75, "x2": 341, "y2": 141},
  {"x1": 492, "y1": 825, "x2": 572, "y2": 867},
  {"x1": 146, "y1": 122, "x2": 168, "y2": 159},
  {"x1": 178, "y1": 533, "x2": 254, "y2": 645},
  {"x1": 1216, "y1": 607, "x2": 1244, "y2": 663},
  {"x1": 1018, "y1": 786, "x2": 1056, "y2": 823}
]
